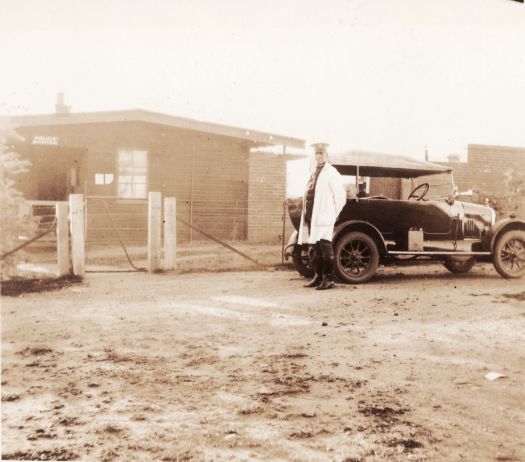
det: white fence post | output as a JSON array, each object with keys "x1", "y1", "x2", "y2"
[
  {"x1": 69, "y1": 194, "x2": 85, "y2": 277},
  {"x1": 164, "y1": 197, "x2": 177, "y2": 270},
  {"x1": 148, "y1": 192, "x2": 162, "y2": 272},
  {"x1": 56, "y1": 201, "x2": 70, "y2": 277}
]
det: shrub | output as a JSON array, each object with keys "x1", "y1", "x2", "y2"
[
  {"x1": 476, "y1": 168, "x2": 525, "y2": 219},
  {"x1": 0, "y1": 122, "x2": 37, "y2": 278}
]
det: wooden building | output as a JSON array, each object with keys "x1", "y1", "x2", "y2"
[{"x1": 8, "y1": 109, "x2": 304, "y2": 243}]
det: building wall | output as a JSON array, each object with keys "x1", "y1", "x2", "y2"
[
  {"x1": 248, "y1": 152, "x2": 287, "y2": 242},
  {"x1": 369, "y1": 177, "x2": 401, "y2": 198},
  {"x1": 373, "y1": 144, "x2": 525, "y2": 205},
  {"x1": 437, "y1": 144, "x2": 525, "y2": 196},
  {"x1": 13, "y1": 121, "x2": 252, "y2": 243}
]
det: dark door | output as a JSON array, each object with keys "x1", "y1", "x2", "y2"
[{"x1": 16, "y1": 145, "x2": 86, "y2": 201}]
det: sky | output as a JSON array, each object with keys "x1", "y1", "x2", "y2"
[{"x1": 1, "y1": 0, "x2": 524, "y2": 194}]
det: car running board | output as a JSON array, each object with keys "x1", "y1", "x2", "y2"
[{"x1": 388, "y1": 251, "x2": 491, "y2": 256}]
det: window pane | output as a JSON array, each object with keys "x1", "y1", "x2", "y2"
[
  {"x1": 104, "y1": 174, "x2": 114, "y2": 185},
  {"x1": 133, "y1": 183, "x2": 147, "y2": 199},
  {"x1": 119, "y1": 150, "x2": 133, "y2": 166},
  {"x1": 117, "y1": 150, "x2": 148, "y2": 198},
  {"x1": 133, "y1": 175, "x2": 146, "y2": 184},
  {"x1": 133, "y1": 150, "x2": 147, "y2": 167},
  {"x1": 118, "y1": 182, "x2": 133, "y2": 198},
  {"x1": 118, "y1": 166, "x2": 135, "y2": 175},
  {"x1": 133, "y1": 166, "x2": 147, "y2": 175},
  {"x1": 95, "y1": 173, "x2": 104, "y2": 185}
]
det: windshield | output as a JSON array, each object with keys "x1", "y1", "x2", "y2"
[
  {"x1": 363, "y1": 172, "x2": 454, "y2": 200},
  {"x1": 406, "y1": 172, "x2": 454, "y2": 200}
]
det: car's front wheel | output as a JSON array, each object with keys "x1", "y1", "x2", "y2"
[
  {"x1": 334, "y1": 231, "x2": 380, "y2": 284},
  {"x1": 443, "y1": 256, "x2": 476, "y2": 274},
  {"x1": 493, "y1": 230, "x2": 525, "y2": 279}
]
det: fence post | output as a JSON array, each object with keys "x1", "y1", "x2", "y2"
[
  {"x1": 56, "y1": 202, "x2": 70, "y2": 277},
  {"x1": 148, "y1": 191, "x2": 162, "y2": 272},
  {"x1": 164, "y1": 197, "x2": 177, "y2": 270},
  {"x1": 69, "y1": 194, "x2": 85, "y2": 277}
]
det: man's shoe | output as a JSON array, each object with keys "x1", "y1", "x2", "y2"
[
  {"x1": 304, "y1": 274, "x2": 322, "y2": 288},
  {"x1": 304, "y1": 255, "x2": 323, "y2": 288},
  {"x1": 316, "y1": 278, "x2": 335, "y2": 290}
]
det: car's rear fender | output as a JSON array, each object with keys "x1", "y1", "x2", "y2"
[
  {"x1": 333, "y1": 220, "x2": 388, "y2": 256},
  {"x1": 283, "y1": 230, "x2": 300, "y2": 259},
  {"x1": 486, "y1": 219, "x2": 525, "y2": 250}
]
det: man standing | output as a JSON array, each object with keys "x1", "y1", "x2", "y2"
[{"x1": 298, "y1": 143, "x2": 347, "y2": 290}]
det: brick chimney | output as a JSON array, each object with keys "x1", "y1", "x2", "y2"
[{"x1": 55, "y1": 92, "x2": 71, "y2": 114}]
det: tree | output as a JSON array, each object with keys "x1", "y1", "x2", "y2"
[
  {"x1": 502, "y1": 168, "x2": 525, "y2": 217},
  {"x1": 0, "y1": 122, "x2": 36, "y2": 277},
  {"x1": 477, "y1": 167, "x2": 525, "y2": 219}
]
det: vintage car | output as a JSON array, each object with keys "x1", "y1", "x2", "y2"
[{"x1": 284, "y1": 151, "x2": 525, "y2": 283}]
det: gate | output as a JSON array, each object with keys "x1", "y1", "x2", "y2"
[
  {"x1": 84, "y1": 196, "x2": 148, "y2": 272},
  {"x1": 3, "y1": 193, "x2": 279, "y2": 279},
  {"x1": 1, "y1": 201, "x2": 69, "y2": 279}
]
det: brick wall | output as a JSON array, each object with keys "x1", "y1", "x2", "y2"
[
  {"x1": 248, "y1": 152, "x2": 287, "y2": 243},
  {"x1": 396, "y1": 144, "x2": 525, "y2": 205},
  {"x1": 436, "y1": 144, "x2": 525, "y2": 196}
]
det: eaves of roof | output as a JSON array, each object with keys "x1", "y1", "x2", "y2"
[{"x1": 5, "y1": 108, "x2": 305, "y2": 149}]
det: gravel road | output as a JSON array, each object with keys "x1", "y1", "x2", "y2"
[{"x1": 2, "y1": 263, "x2": 524, "y2": 461}]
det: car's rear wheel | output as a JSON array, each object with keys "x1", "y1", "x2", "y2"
[
  {"x1": 292, "y1": 247, "x2": 314, "y2": 278},
  {"x1": 443, "y1": 256, "x2": 476, "y2": 274},
  {"x1": 334, "y1": 231, "x2": 379, "y2": 284},
  {"x1": 493, "y1": 230, "x2": 525, "y2": 279}
]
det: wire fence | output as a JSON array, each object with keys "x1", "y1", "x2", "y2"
[
  {"x1": 83, "y1": 196, "x2": 296, "y2": 272},
  {"x1": 3, "y1": 202, "x2": 59, "y2": 279},
  {"x1": 5, "y1": 196, "x2": 297, "y2": 277}
]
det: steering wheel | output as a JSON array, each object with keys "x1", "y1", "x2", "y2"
[{"x1": 408, "y1": 183, "x2": 429, "y2": 201}]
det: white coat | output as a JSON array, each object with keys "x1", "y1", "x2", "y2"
[{"x1": 298, "y1": 162, "x2": 347, "y2": 245}]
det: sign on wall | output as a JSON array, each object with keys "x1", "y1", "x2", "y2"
[{"x1": 32, "y1": 135, "x2": 59, "y2": 145}]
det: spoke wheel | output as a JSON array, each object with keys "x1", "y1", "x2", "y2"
[
  {"x1": 443, "y1": 256, "x2": 476, "y2": 274},
  {"x1": 493, "y1": 230, "x2": 525, "y2": 279},
  {"x1": 334, "y1": 231, "x2": 379, "y2": 284},
  {"x1": 292, "y1": 246, "x2": 314, "y2": 278}
]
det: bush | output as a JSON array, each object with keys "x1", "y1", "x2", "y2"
[
  {"x1": 476, "y1": 168, "x2": 525, "y2": 219},
  {"x1": 0, "y1": 122, "x2": 37, "y2": 278}
]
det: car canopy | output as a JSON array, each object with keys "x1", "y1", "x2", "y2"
[{"x1": 328, "y1": 150, "x2": 453, "y2": 178}]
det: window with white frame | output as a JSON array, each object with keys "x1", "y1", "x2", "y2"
[
  {"x1": 95, "y1": 173, "x2": 114, "y2": 185},
  {"x1": 117, "y1": 150, "x2": 147, "y2": 199}
]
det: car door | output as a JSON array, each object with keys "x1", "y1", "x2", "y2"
[{"x1": 366, "y1": 199, "x2": 455, "y2": 241}]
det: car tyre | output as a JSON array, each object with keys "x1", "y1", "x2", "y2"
[
  {"x1": 292, "y1": 247, "x2": 314, "y2": 278},
  {"x1": 493, "y1": 230, "x2": 525, "y2": 279},
  {"x1": 443, "y1": 256, "x2": 476, "y2": 274},
  {"x1": 334, "y1": 231, "x2": 380, "y2": 284}
]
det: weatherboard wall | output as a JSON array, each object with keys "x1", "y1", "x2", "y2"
[{"x1": 13, "y1": 121, "x2": 286, "y2": 244}]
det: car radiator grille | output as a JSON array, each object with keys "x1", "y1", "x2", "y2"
[{"x1": 463, "y1": 218, "x2": 481, "y2": 238}]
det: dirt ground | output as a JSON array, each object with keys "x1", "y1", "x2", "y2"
[{"x1": 1, "y1": 262, "x2": 524, "y2": 461}]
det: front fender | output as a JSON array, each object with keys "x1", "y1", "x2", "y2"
[
  {"x1": 487, "y1": 218, "x2": 525, "y2": 250},
  {"x1": 333, "y1": 220, "x2": 388, "y2": 255}
]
